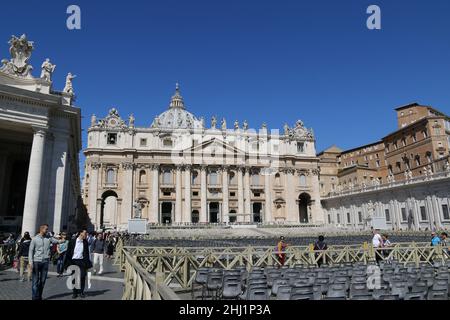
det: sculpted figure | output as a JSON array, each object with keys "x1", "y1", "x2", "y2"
[
  {"x1": 63, "y1": 72, "x2": 76, "y2": 95},
  {"x1": 40, "y1": 58, "x2": 56, "y2": 81}
]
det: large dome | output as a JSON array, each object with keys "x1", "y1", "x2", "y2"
[{"x1": 151, "y1": 84, "x2": 203, "y2": 130}]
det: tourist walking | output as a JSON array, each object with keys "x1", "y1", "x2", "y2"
[
  {"x1": 372, "y1": 229, "x2": 383, "y2": 264},
  {"x1": 381, "y1": 233, "x2": 392, "y2": 261},
  {"x1": 276, "y1": 236, "x2": 288, "y2": 268},
  {"x1": 431, "y1": 232, "x2": 441, "y2": 246},
  {"x1": 105, "y1": 235, "x2": 115, "y2": 259},
  {"x1": 65, "y1": 229, "x2": 92, "y2": 299},
  {"x1": 17, "y1": 232, "x2": 32, "y2": 282},
  {"x1": 29, "y1": 224, "x2": 62, "y2": 300},
  {"x1": 92, "y1": 233, "x2": 106, "y2": 274},
  {"x1": 56, "y1": 232, "x2": 69, "y2": 277},
  {"x1": 313, "y1": 235, "x2": 328, "y2": 267}
]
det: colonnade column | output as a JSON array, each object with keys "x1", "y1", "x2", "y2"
[
  {"x1": 121, "y1": 162, "x2": 134, "y2": 226},
  {"x1": 285, "y1": 168, "x2": 296, "y2": 223},
  {"x1": 244, "y1": 167, "x2": 251, "y2": 222},
  {"x1": 150, "y1": 164, "x2": 159, "y2": 224},
  {"x1": 237, "y1": 166, "x2": 244, "y2": 222},
  {"x1": 175, "y1": 165, "x2": 182, "y2": 223},
  {"x1": 22, "y1": 128, "x2": 47, "y2": 234},
  {"x1": 222, "y1": 166, "x2": 229, "y2": 223},
  {"x1": 264, "y1": 169, "x2": 272, "y2": 223},
  {"x1": 183, "y1": 165, "x2": 191, "y2": 223},
  {"x1": 87, "y1": 162, "x2": 100, "y2": 230},
  {"x1": 200, "y1": 165, "x2": 207, "y2": 223}
]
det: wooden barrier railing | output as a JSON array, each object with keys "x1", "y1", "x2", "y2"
[
  {"x1": 122, "y1": 249, "x2": 180, "y2": 300},
  {"x1": 118, "y1": 242, "x2": 449, "y2": 290}
]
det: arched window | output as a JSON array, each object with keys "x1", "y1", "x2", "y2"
[
  {"x1": 191, "y1": 170, "x2": 199, "y2": 184},
  {"x1": 299, "y1": 174, "x2": 306, "y2": 186},
  {"x1": 162, "y1": 168, "x2": 172, "y2": 184},
  {"x1": 139, "y1": 170, "x2": 146, "y2": 184},
  {"x1": 209, "y1": 170, "x2": 218, "y2": 185},
  {"x1": 106, "y1": 169, "x2": 115, "y2": 184},
  {"x1": 275, "y1": 173, "x2": 281, "y2": 186},
  {"x1": 251, "y1": 172, "x2": 260, "y2": 185},
  {"x1": 229, "y1": 171, "x2": 236, "y2": 185}
]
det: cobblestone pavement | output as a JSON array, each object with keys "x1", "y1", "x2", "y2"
[{"x1": 0, "y1": 258, "x2": 124, "y2": 300}]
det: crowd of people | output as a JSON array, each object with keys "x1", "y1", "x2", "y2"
[{"x1": 1, "y1": 226, "x2": 122, "y2": 300}]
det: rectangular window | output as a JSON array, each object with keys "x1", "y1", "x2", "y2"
[
  {"x1": 385, "y1": 209, "x2": 390, "y2": 222},
  {"x1": 254, "y1": 192, "x2": 261, "y2": 197},
  {"x1": 163, "y1": 191, "x2": 171, "y2": 196},
  {"x1": 346, "y1": 212, "x2": 351, "y2": 224},
  {"x1": 327, "y1": 215, "x2": 331, "y2": 224},
  {"x1": 358, "y1": 212, "x2": 362, "y2": 223},
  {"x1": 401, "y1": 208, "x2": 407, "y2": 221},
  {"x1": 337, "y1": 214, "x2": 341, "y2": 224},
  {"x1": 230, "y1": 192, "x2": 236, "y2": 197},
  {"x1": 442, "y1": 204, "x2": 450, "y2": 220},
  {"x1": 140, "y1": 138, "x2": 147, "y2": 147},
  {"x1": 192, "y1": 191, "x2": 199, "y2": 197},
  {"x1": 420, "y1": 206, "x2": 427, "y2": 221},
  {"x1": 297, "y1": 142, "x2": 305, "y2": 153},
  {"x1": 107, "y1": 133, "x2": 117, "y2": 145}
]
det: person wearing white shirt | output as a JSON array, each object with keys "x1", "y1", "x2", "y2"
[
  {"x1": 64, "y1": 229, "x2": 92, "y2": 299},
  {"x1": 372, "y1": 229, "x2": 383, "y2": 264}
]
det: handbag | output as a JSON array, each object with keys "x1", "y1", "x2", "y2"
[{"x1": 13, "y1": 258, "x2": 19, "y2": 270}]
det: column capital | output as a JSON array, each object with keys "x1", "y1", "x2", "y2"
[
  {"x1": 31, "y1": 126, "x2": 48, "y2": 137},
  {"x1": 122, "y1": 162, "x2": 135, "y2": 170},
  {"x1": 90, "y1": 162, "x2": 101, "y2": 170},
  {"x1": 150, "y1": 164, "x2": 160, "y2": 171},
  {"x1": 183, "y1": 164, "x2": 192, "y2": 171}
]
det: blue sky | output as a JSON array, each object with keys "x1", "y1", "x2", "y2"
[{"x1": 1, "y1": 0, "x2": 450, "y2": 167}]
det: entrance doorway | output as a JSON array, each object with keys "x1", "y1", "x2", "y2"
[
  {"x1": 209, "y1": 202, "x2": 219, "y2": 223},
  {"x1": 191, "y1": 210, "x2": 199, "y2": 223},
  {"x1": 101, "y1": 190, "x2": 118, "y2": 228},
  {"x1": 229, "y1": 210, "x2": 237, "y2": 223},
  {"x1": 298, "y1": 193, "x2": 311, "y2": 223},
  {"x1": 252, "y1": 202, "x2": 262, "y2": 223},
  {"x1": 161, "y1": 202, "x2": 172, "y2": 224}
]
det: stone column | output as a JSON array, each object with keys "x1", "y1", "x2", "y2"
[
  {"x1": 285, "y1": 169, "x2": 297, "y2": 223},
  {"x1": 431, "y1": 195, "x2": 442, "y2": 229},
  {"x1": 150, "y1": 164, "x2": 159, "y2": 223},
  {"x1": 51, "y1": 136, "x2": 69, "y2": 233},
  {"x1": 121, "y1": 162, "x2": 134, "y2": 225},
  {"x1": 264, "y1": 169, "x2": 272, "y2": 223},
  {"x1": 237, "y1": 166, "x2": 244, "y2": 222},
  {"x1": 244, "y1": 167, "x2": 251, "y2": 222},
  {"x1": 175, "y1": 165, "x2": 182, "y2": 223},
  {"x1": 310, "y1": 169, "x2": 324, "y2": 224},
  {"x1": 200, "y1": 166, "x2": 207, "y2": 223},
  {"x1": 0, "y1": 154, "x2": 8, "y2": 213},
  {"x1": 184, "y1": 165, "x2": 191, "y2": 223},
  {"x1": 87, "y1": 162, "x2": 100, "y2": 229},
  {"x1": 22, "y1": 128, "x2": 46, "y2": 234},
  {"x1": 222, "y1": 166, "x2": 229, "y2": 223}
]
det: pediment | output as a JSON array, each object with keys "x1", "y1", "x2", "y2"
[{"x1": 184, "y1": 137, "x2": 246, "y2": 157}]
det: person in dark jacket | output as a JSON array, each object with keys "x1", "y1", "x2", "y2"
[
  {"x1": 18, "y1": 232, "x2": 32, "y2": 282},
  {"x1": 64, "y1": 229, "x2": 92, "y2": 299},
  {"x1": 314, "y1": 235, "x2": 328, "y2": 267}
]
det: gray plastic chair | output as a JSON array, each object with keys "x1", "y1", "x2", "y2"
[
  {"x1": 222, "y1": 281, "x2": 242, "y2": 299},
  {"x1": 326, "y1": 283, "x2": 347, "y2": 299},
  {"x1": 391, "y1": 281, "x2": 408, "y2": 299},
  {"x1": 428, "y1": 289, "x2": 447, "y2": 300},
  {"x1": 404, "y1": 292, "x2": 426, "y2": 300},
  {"x1": 276, "y1": 285, "x2": 292, "y2": 300},
  {"x1": 248, "y1": 288, "x2": 269, "y2": 300}
]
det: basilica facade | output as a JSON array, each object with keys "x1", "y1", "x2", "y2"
[{"x1": 82, "y1": 85, "x2": 324, "y2": 230}]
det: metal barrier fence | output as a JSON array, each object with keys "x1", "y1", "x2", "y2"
[{"x1": 117, "y1": 241, "x2": 450, "y2": 290}]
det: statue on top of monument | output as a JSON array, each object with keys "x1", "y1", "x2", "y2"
[
  {"x1": 243, "y1": 120, "x2": 248, "y2": 131},
  {"x1": 63, "y1": 72, "x2": 76, "y2": 95},
  {"x1": 234, "y1": 120, "x2": 239, "y2": 130},
  {"x1": 40, "y1": 58, "x2": 56, "y2": 82},
  {"x1": 221, "y1": 118, "x2": 227, "y2": 130},
  {"x1": 129, "y1": 114, "x2": 135, "y2": 128},
  {"x1": 211, "y1": 116, "x2": 217, "y2": 129},
  {"x1": 91, "y1": 114, "x2": 97, "y2": 127}
]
